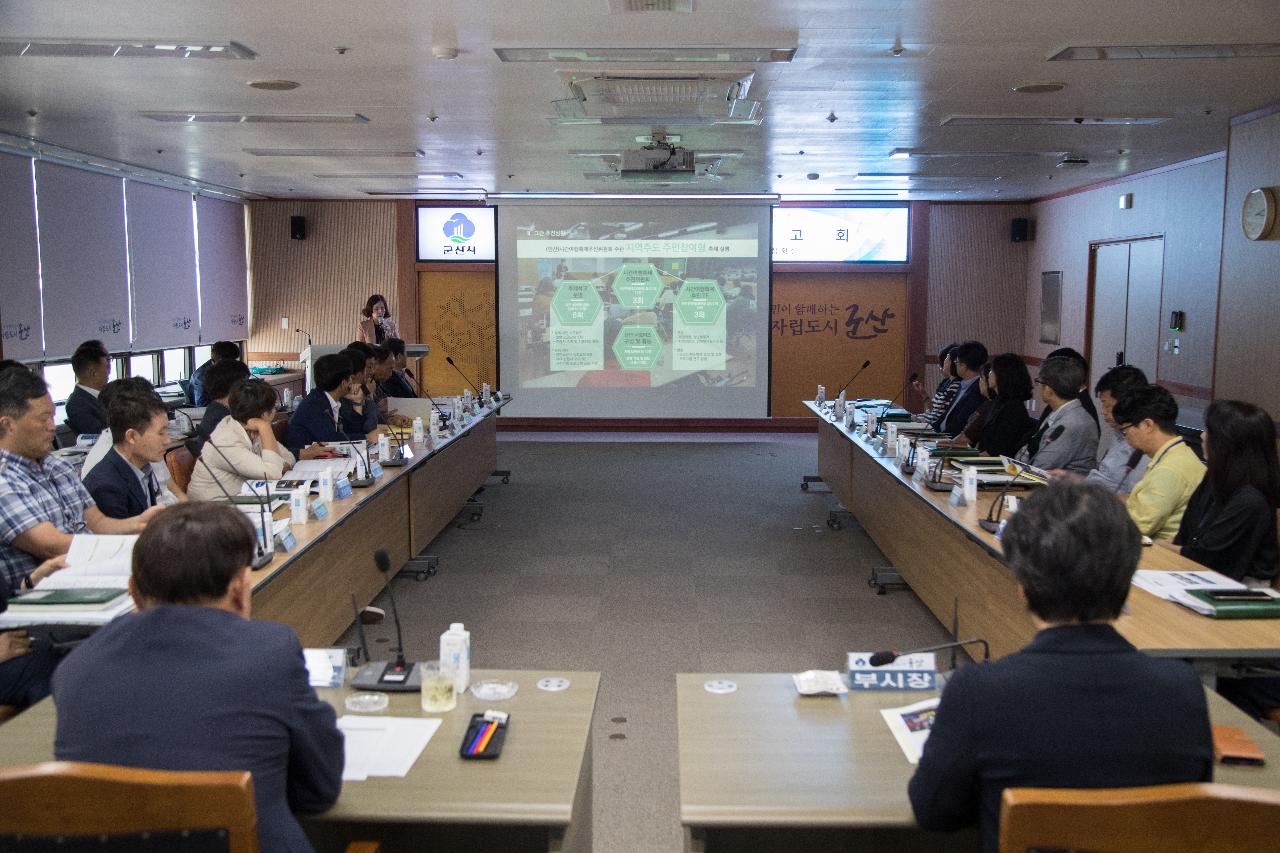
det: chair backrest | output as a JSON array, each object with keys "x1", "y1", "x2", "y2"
[
  {"x1": 166, "y1": 445, "x2": 197, "y2": 494},
  {"x1": 271, "y1": 413, "x2": 290, "y2": 446},
  {"x1": 1000, "y1": 782, "x2": 1280, "y2": 853},
  {"x1": 0, "y1": 761, "x2": 257, "y2": 852}
]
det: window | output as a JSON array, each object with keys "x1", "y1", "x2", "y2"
[
  {"x1": 162, "y1": 348, "x2": 189, "y2": 382},
  {"x1": 42, "y1": 363, "x2": 77, "y2": 404},
  {"x1": 129, "y1": 353, "x2": 158, "y2": 384},
  {"x1": 194, "y1": 345, "x2": 212, "y2": 367}
]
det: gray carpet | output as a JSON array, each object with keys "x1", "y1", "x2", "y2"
[{"x1": 343, "y1": 432, "x2": 952, "y2": 853}]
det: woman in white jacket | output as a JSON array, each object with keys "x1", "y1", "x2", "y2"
[{"x1": 188, "y1": 378, "x2": 295, "y2": 502}]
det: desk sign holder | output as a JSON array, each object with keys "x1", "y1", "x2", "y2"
[
  {"x1": 948, "y1": 485, "x2": 967, "y2": 507},
  {"x1": 848, "y1": 652, "x2": 937, "y2": 691}
]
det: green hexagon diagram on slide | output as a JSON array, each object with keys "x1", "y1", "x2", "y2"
[
  {"x1": 610, "y1": 263, "x2": 664, "y2": 311},
  {"x1": 673, "y1": 279, "x2": 725, "y2": 325},
  {"x1": 612, "y1": 325, "x2": 663, "y2": 370},
  {"x1": 550, "y1": 281, "x2": 603, "y2": 326}
]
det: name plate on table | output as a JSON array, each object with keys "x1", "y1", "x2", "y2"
[
  {"x1": 334, "y1": 477, "x2": 354, "y2": 500},
  {"x1": 310, "y1": 499, "x2": 330, "y2": 520},
  {"x1": 948, "y1": 484, "x2": 968, "y2": 507},
  {"x1": 275, "y1": 528, "x2": 298, "y2": 552},
  {"x1": 368, "y1": 461, "x2": 384, "y2": 478},
  {"x1": 913, "y1": 449, "x2": 931, "y2": 481},
  {"x1": 848, "y1": 652, "x2": 938, "y2": 691}
]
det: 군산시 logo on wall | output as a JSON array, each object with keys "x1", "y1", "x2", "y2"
[{"x1": 444, "y1": 213, "x2": 476, "y2": 244}]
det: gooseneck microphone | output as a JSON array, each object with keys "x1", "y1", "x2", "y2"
[
  {"x1": 295, "y1": 328, "x2": 313, "y2": 348},
  {"x1": 977, "y1": 452, "x2": 1054, "y2": 533},
  {"x1": 346, "y1": 440, "x2": 375, "y2": 488},
  {"x1": 444, "y1": 355, "x2": 482, "y2": 397},
  {"x1": 1116, "y1": 447, "x2": 1144, "y2": 493},
  {"x1": 836, "y1": 359, "x2": 872, "y2": 397},
  {"x1": 869, "y1": 638, "x2": 990, "y2": 668},
  {"x1": 194, "y1": 448, "x2": 274, "y2": 570},
  {"x1": 879, "y1": 371, "x2": 919, "y2": 418},
  {"x1": 349, "y1": 550, "x2": 422, "y2": 692}
]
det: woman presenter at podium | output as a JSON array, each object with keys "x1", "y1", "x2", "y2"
[{"x1": 357, "y1": 293, "x2": 400, "y2": 345}]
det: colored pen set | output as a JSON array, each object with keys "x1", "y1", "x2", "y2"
[{"x1": 460, "y1": 710, "x2": 509, "y2": 760}]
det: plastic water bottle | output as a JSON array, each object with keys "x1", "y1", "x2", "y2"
[
  {"x1": 378, "y1": 433, "x2": 390, "y2": 460},
  {"x1": 318, "y1": 467, "x2": 334, "y2": 505},
  {"x1": 290, "y1": 486, "x2": 309, "y2": 525},
  {"x1": 412, "y1": 416, "x2": 425, "y2": 444},
  {"x1": 439, "y1": 622, "x2": 471, "y2": 694}
]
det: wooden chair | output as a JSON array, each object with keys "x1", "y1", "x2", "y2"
[
  {"x1": 0, "y1": 761, "x2": 378, "y2": 852},
  {"x1": 999, "y1": 782, "x2": 1280, "y2": 853},
  {"x1": 166, "y1": 444, "x2": 197, "y2": 494}
]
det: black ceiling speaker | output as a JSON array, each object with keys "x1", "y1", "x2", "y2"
[{"x1": 290, "y1": 215, "x2": 306, "y2": 240}]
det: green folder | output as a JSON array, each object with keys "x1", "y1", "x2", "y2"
[
  {"x1": 1185, "y1": 589, "x2": 1280, "y2": 619},
  {"x1": 9, "y1": 588, "x2": 127, "y2": 607}
]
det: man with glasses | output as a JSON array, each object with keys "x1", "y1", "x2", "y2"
[
  {"x1": 1111, "y1": 385, "x2": 1205, "y2": 540},
  {"x1": 1016, "y1": 357, "x2": 1098, "y2": 475}
]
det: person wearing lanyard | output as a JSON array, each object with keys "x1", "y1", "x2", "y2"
[
  {"x1": 1111, "y1": 385, "x2": 1205, "y2": 540},
  {"x1": 83, "y1": 388, "x2": 184, "y2": 518}
]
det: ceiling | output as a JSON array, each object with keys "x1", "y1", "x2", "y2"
[{"x1": 2, "y1": 0, "x2": 1278, "y2": 201}]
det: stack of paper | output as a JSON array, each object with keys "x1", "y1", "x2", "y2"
[
  {"x1": 881, "y1": 697, "x2": 941, "y2": 764},
  {"x1": 0, "y1": 535, "x2": 138, "y2": 628},
  {"x1": 1132, "y1": 569, "x2": 1244, "y2": 601},
  {"x1": 337, "y1": 715, "x2": 442, "y2": 781}
]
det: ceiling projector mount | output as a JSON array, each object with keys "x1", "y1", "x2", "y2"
[{"x1": 620, "y1": 131, "x2": 696, "y2": 179}]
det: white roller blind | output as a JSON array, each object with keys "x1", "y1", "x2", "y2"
[
  {"x1": 35, "y1": 162, "x2": 130, "y2": 358},
  {"x1": 126, "y1": 181, "x2": 199, "y2": 350},
  {"x1": 0, "y1": 153, "x2": 43, "y2": 360},
  {"x1": 195, "y1": 196, "x2": 249, "y2": 343}
]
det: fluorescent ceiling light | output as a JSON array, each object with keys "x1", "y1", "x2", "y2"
[
  {"x1": 363, "y1": 189, "x2": 486, "y2": 196},
  {"x1": 888, "y1": 148, "x2": 1069, "y2": 159},
  {"x1": 1050, "y1": 43, "x2": 1280, "y2": 61},
  {"x1": 488, "y1": 192, "x2": 780, "y2": 200},
  {"x1": 495, "y1": 47, "x2": 795, "y2": 63},
  {"x1": 0, "y1": 38, "x2": 255, "y2": 59},
  {"x1": 142, "y1": 112, "x2": 369, "y2": 123},
  {"x1": 941, "y1": 115, "x2": 1168, "y2": 127},
  {"x1": 314, "y1": 172, "x2": 464, "y2": 180},
  {"x1": 833, "y1": 189, "x2": 910, "y2": 198},
  {"x1": 548, "y1": 115, "x2": 761, "y2": 126},
  {"x1": 856, "y1": 173, "x2": 996, "y2": 182},
  {"x1": 245, "y1": 148, "x2": 423, "y2": 157}
]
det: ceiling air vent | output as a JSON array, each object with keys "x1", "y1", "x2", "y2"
[
  {"x1": 244, "y1": 148, "x2": 423, "y2": 157},
  {"x1": 608, "y1": 0, "x2": 694, "y2": 12},
  {"x1": 941, "y1": 115, "x2": 1168, "y2": 127},
  {"x1": 551, "y1": 71, "x2": 762, "y2": 125},
  {"x1": 0, "y1": 38, "x2": 255, "y2": 59}
]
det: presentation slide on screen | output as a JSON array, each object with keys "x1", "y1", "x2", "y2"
[{"x1": 497, "y1": 205, "x2": 771, "y2": 418}]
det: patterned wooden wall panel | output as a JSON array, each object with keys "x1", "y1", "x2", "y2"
[
  {"x1": 770, "y1": 272, "x2": 907, "y2": 417},
  {"x1": 247, "y1": 200, "x2": 398, "y2": 360},
  {"x1": 924, "y1": 204, "x2": 1031, "y2": 390},
  {"x1": 418, "y1": 270, "x2": 497, "y2": 397}
]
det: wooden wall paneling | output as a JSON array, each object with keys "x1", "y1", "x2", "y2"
[
  {"x1": 418, "y1": 269, "x2": 498, "y2": 396},
  {"x1": 769, "y1": 272, "x2": 907, "y2": 417},
  {"x1": 247, "y1": 200, "x2": 398, "y2": 361},
  {"x1": 395, "y1": 201, "x2": 419, "y2": 340},
  {"x1": 905, "y1": 201, "x2": 931, "y2": 409},
  {"x1": 925, "y1": 204, "x2": 1030, "y2": 395}
]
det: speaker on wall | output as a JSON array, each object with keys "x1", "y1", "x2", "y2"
[
  {"x1": 290, "y1": 215, "x2": 306, "y2": 241},
  {"x1": 1011, "y1": 218, "x2": 1034, "y2": 243}
]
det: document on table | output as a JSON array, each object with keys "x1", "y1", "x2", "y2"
[
  {"x1": 881, "y1": 697, "x2": 941, "y2": 765},
  {"x1": 291, "y1": 458, "x2": 355, "y2": 478},
  {"x1": 337, "y1": 715, "x2": 442, "y2": 781},
  {"x1": 1132, "y1": 569, "x2": 1244, "y2": 601},
  {"x1": 36, "y1": 534, "x2": 137, "y2": 590}
]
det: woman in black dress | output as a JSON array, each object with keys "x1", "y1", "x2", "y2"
[{"x1": 976, "y1": 353, "x2": 1036, "y2": 457}]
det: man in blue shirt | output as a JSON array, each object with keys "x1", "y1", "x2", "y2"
[{"x1": 0, "y1": 368, "x2": 159, "y2": 593}]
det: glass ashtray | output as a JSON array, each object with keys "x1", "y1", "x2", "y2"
[
  {"x1": 470, "y1": 679, "x2": 519, "y2": 701},
  {"x1": 344, "y1": 692, "x2": 390, "y2": 713}
]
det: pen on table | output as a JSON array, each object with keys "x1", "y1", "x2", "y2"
[{"x1": 475, "y1": 721, "x2": 499, "y2": 754}]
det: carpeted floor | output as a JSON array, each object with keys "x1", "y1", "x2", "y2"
[{"x1": 344, "y1": 432, "x2": 952, "y2": 853}]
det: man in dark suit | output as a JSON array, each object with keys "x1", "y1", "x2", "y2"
[
  {"x1": 936, "y1": 340, "x2": 988, "y2": 437},
  {"x1": 53, "y1": 503, "x2": 343, "y2": 853},
  {"x1": 908, "y1": 481, "x2": 1213, "y2": 853},
  {"x1": 382, "y1": 337, "x2": 420, "y2": 399},
  {"x1": 63, "y1": 339, "x2": 110, "y2": 436},
  {"x1": 189, "y1": 340, "x2": 243, "y2": 407},
  {"x1": 285, "y1": 353, "x2": 365, "y2": 453},
  {"x1": 83, "y1": 390, "x2": 177, "y2": 518}
]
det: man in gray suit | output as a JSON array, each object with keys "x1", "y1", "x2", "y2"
[
  {"x1": 53, "y1": 503, "x2": 343, "y2": 853},
  {"x1": 1017, "y1": 357, "x2": 1098, "y2": 475}
]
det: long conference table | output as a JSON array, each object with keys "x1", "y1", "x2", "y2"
[
  {"x1": 805, "y1": 401, "x2": 1280, "y2": 669},
  {"x1": 251, "y1": 399, "x2": 503, "y2": 646}
]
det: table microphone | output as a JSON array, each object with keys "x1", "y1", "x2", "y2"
[
  {"x1": 295, "y1": 328, "x2": 313, "y2": 348},
  {"x1": 194, "y1": 449, "x2": 274, "y2": 570},
  {"x1": 977, "y1": 451, "x2": 1054, "y2": 533},
  {"x1": 869, "y1": 638, "x2": 990, "y2": 667},
  {"x1": 836, "y1": 359, "x2": 872, "y2": 397},
  {"x1": 350, "y1": 549, "x2": 421, "y2": 692},
  {"x1": 444, "y1": 355, "x2": 483, "y2": 397},
  {"x1": 878, "y1": 372, "x2": 919, "y2": 419},
  {"x1": 380, "y1": 428, "x2": 409, "y2": 467},
  {"x1": 346, "y1": 440, "x2": 375, "y2": 488}
]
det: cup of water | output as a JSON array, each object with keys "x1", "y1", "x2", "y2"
[{"x1": 420, "y1": 660, "x2": 457, "y2": 713}]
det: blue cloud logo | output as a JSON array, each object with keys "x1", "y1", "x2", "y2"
[{"x1": 444, "y1": 213, "x2": 476, "y2": 244}]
